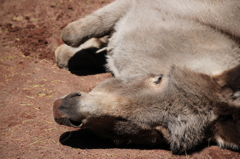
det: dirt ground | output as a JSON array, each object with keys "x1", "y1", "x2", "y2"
[{"x1": 0, "y1": 0, "x2": 239, "y2": 158}]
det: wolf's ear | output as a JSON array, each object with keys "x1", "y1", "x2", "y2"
[
  {"x1": 213, "y1": 118, "x2": 240, "y2": 150},
  {"x1": 213, "y1": 64, "x2": 240, "y2": 91},
  {"x1": 213, "y1": 64, "x2": 240, "y2": 108},
  {"x1": 212, "y1": 65, "x2": 240, "y2": 150}
]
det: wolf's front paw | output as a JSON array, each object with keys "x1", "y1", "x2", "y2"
[{"x1": 61, "y1": 21, "x2": 87, "y2": 47}]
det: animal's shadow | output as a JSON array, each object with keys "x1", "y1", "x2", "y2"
[
  {"x1": 59, "y1": 129, "x2": 170, "y2": 150},
  {"x1": 68, "y1": 48, "x2": 107, "y2": 76},
  {"x1": 59, "y1": 129, "x2": 216, "y2": 154}
]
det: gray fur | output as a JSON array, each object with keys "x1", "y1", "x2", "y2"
[{"x1": 54, "y1": 0, "x2": 240, "y2": 154}]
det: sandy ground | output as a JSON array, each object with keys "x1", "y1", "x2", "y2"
[{"x1": 0, "y1": 0, "x2": 239, "y2": 158}]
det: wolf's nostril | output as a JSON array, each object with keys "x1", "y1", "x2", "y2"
[{"x1": 67, "y1": 92, "x2": 81, "y2": 99}]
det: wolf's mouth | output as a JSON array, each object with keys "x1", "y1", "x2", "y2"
[
  {"x1": 69, "y1": 119, "x2": 82, "y2": 127},
  {"x1": 54, "y1": 117, "x2": 82, "y2": 128}
]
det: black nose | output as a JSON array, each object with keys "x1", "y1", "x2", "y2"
[{"x1": 65, "y1": 92, "x2": 81, "y2": 99}]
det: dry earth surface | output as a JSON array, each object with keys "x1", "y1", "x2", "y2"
[{"x1": 0, "y1": 0, "x2": 239, "y2": 158}]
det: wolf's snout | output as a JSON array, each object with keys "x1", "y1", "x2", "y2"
[
  {"x1": 53, "y1": 97, "x2": 82, "y2": 128},
  {"x1": 53, "y1": 92, "x2": 82, "y2": 127}
]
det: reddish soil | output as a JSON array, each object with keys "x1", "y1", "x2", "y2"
[{"x1": 0, "y1": 0, "x2": 239, "y2": 158}]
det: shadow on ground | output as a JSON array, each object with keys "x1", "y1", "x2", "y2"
[
  {"x1": 68, "y1": 48, "x2": 108, "y2": 76},
  {"x1": 59, "y1": 128, "x2": 240, "y2": 155},
  {"x1": 59, "y1": 129, "x2": 170, "y2": 150}
]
